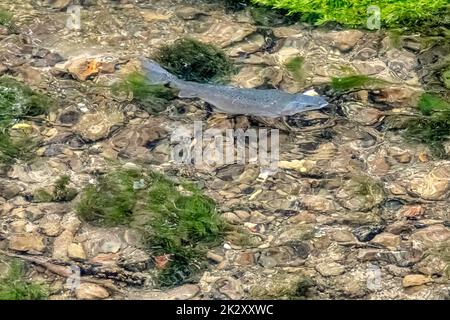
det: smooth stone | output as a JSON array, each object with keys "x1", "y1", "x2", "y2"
[
  {"x1": 68, "y1": 243, "x2": 86, "y2": 261},
  {"x1": 370, "y1": 232, "x2": 401, "y2": 249},
  {"x1": 9, "y1": 233, "x2": 46, "y2": 253},
  {"x1": 52, "y1": 230, "x2": 74, "y2": 260},
  {"x1": 402, "y1": 274, "x2": 431, "y2": 288},
  {"x1": 75, "y1": 283, "x2": 109, "y2": 300},
  {"x1": 315, "y1": 262, "x2": 345, "y2": 276}
]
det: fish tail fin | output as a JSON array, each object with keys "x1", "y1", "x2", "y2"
[{"x1": 141, "y1": 59, "x2": 178, "y2": 87}]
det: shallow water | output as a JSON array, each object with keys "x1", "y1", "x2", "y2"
[{"x1": 0, "y1": 0, "x2": 449, "y2": 300}]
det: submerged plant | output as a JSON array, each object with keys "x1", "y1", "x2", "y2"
[
  {"x1": 0, "y1": 77, "x2": 51, "y2": 166},
  {"x1": 0, "y1": 259, "x2": 48, "y2": 300},
  {"x1": 249, "y1": 6, "x2": 295, "y2": 26},
  {"x1": 0, "y1": 8, "x2": 12, "y2": 28},
  {"x1": 76, "y1": 168, "x2": 224, "y2": 286},
  {"x1": 250, "y1": 0, "x2": 449, "y2": 28},
  {"x1": 76, "y1": 168, "x2": 142, "y2": 226},
  {"x1": 154, "y1": 38, "x2": 235, "y2": 83},
  {"x1": 403, "y1": 93, "x2": 450, "y2": 158},
  {"x1": 331, "y1": 75, "x2": 388, "y2": 91},
  {"x1": 0, "y1": 76, "x2": 51, "y2": 127},
  {"x1": 111, "y1": 72, "x2": 176, "y2": 114},
  {"x1": 144, "y1": 172, "x2": 223, "y2": 285},
  {"x1": 34, "y1": 175, "x2": 78, "y2": 203},
  {"x1": 285, "y1": 56, "x2": 305, "y2": 82}
]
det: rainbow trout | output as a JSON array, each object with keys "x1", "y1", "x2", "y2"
[{"x1": 142, "y1": 59, "x2": 328, "y2": 118}]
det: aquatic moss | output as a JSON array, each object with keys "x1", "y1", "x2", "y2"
[
  {"x1": 34, "y1": 175, "x2": 78, "y2": 202},
  {"x1": 111, "y1": 72, "x2": 176, "y2": 114},
  {"x1": 251, "y1": 0, "x2": 449, "y2": 28},
  {"x1": 249, "y1": 6, "x2": 295, "y2": 26},
  {"x1": 331, "y1": 75, "x2": 388, "y2": 91},
  {"x1": 0, "y1": 131, "x2": 37, "y2": 166},
  {"x1": 33, "y1": 189, "x2": 54, "y2": 203},
  {"x1": 417, "y1": 93, "x2": 450, "y2": 115},
  {"x1": 249, "y1": 273, "x2": 314, "y2": 299},
  {"x1": 0, "y1": 8, "x2": 12, "y2": 28},
  {"x1": 53, "y1": 175, "x2": 78, "y2": 201},
  {"x1": 76, "y1": 168, "x2": 141, "y2": 226},
  {"x1": 154, "y1": 38, "x2": 235, "y2": 83},
  {"x1": 142, "y1": 171, "x2": 224, "y2": 286},
  {"x1": 0, "y1": 259, "x2": 48, "y2": 300},
  {"x1": 0, "y1": 77, "x2": 51, "y2": 124},
  {"x1": 76, "y1": 168, "x2": 224, "y2": 287},
  {"x1": 403, "y1": 93, "x2": 450, "y2": 158},
  {"x1": 388, "y1": 30, "x2": 403, "y2": 49},
  {"x1": 285, "y1": 56, "x2": 305, "y2": 82},
  {"x1": 0, "y1": 77, "x2": 51, "y2": 166}
]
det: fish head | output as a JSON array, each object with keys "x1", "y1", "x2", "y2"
[{"x1": 282, "y1": 95, "x2": 328, "y2": 116}]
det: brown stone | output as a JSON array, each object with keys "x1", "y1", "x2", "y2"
[
  {"x1": 9, "y1": 233, "x2": 46, "y2": 253},
  {"x1": 75, "y1": 283, "x2": 109, "y2": 300},
  {"x1": 399, "y1": 205, "x2": 423, "y2": 219},
  {"x1": 402, "y1": 274, "x2": 431, "y2": 288},
  {"x1": 371, "y1": 232, "x2": 401, "y2": 249}
]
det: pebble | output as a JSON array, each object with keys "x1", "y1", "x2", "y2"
[
  {"x1": 315, "y1": 262, "x2": 345, "y2": 276},
  {"x1": 352, "y1": 225, "x2": 384, "y2": 242},
  {"x1": 402, "y1": 274, "x2": 431, "y2": 288},
  {"x1": 68, "y1": 243, "x2": 87, "y2": 261},
  {"x1": 75, "y1": 283, "x2": 110, "y2": 300},
  {"x1": 9, "y1": 233, "x2": 46, "y2": 253}
]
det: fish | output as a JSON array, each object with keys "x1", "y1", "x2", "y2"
[{"x1": 142, "y1": 59, "x2": 328, "y2": 118}]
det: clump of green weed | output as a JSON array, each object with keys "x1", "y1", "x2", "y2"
[
  {"x1": 0, "y1": 8, "x2": 12, "y2": 28},
  {"x1": 331, "y1": 75, "x2": 388, "y2": 91},
  {"x1": 339, "y1": 176, "x2": 385, "y2": 211},
  {"x1": 76, "y1": 168, "x2": 225, "y2": 286},
  {"x1": 76, "y1": 168, "x2": 141, "y2": 226},
  {"x1": 403, "y1": 93, "x2": 450, "y2": 158},
  {"x1": 251, "y1": 0, "x2": 449, "y2": 28},
  {"x1": 285, "y1": 56, "x2": 305, "y2": 82},
  {"x1": 0, "y1": 259, "x2": 48, "y2": 300},
  {"x1": 144, "y1": 173, "x2": 223, "y2": 286},
  {"x1": 34, "y1": 175, "x2": 78, "y2": 203},
  {"x1": 249, "y1": 6, "x2": 295, "y2": 26},
  {"x1": 0, "y1": 131, "x2": 37, "y2": 166},
  {"x1": 249, "y1": 273, "x2": 314, "y2": 299},
  {"x1": 0, "y1": 77, "x2": 51, "y2": 126},
  {"x1": 154, "y1": 38, "x2": 235, "y2": 83},
  {"x1": 0, "y1": 76, "x2": 51, "y2": 166},
  {"x1": 53, "y1": 175, "x2": 77, "y2": 201},
  {"x1": 111, "y1": 72, "x2": 176, "y2": 114}
]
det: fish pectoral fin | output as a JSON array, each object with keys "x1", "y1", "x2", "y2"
[{"x1": 177, "y1": 88, "x2": 197, "y2": 98}]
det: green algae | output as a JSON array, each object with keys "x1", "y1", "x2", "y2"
[
  {"x1": 76, "y1": 167, "x2": 224, "y2": 287},
  {"x1": 0, "y1": 259, "x2": 48, "y2": 300},
  {"x1": 285, "y1": 56, "x2": 305, "y2": 82},
  {"x1": 111, "y1": 72, "x2": 176, "y2": 114},
  {"x1": 154, "y1": 38, "x2": 235, "y2": 83},
  {"x1": 251, "y1": 0, "x2": 449, "y2": 28},
  {"x1": 331, "y1": 75, "x2": 389, "y2": 91},
  {"x1": 403, "y1": 93, "x2": 450, "y2": 158}
]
